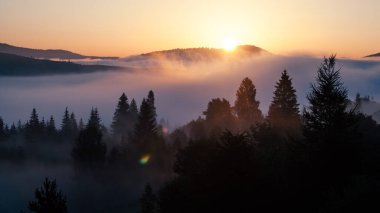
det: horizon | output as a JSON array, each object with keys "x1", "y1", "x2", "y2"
[
  {"x1": 1, "y1": 0, "x2": 380, "y2": 58},
  {"x1": 1, "y1": 1, "x2": 380, "y2": 212}
]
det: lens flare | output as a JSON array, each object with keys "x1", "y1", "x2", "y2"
[{"x1": 139, "y1": 154, "x2": 151, "y2": 165}]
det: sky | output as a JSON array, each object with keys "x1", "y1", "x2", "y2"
[{"x1": 0, "y1": 0, "x2": 380, "y2": 57}]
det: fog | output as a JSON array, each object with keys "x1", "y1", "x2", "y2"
[
  {"x1": 1, "y1": 55, "x2": 380, "y2": 212},
  {"x1": 1, "y1": 55, "x2": 379, "y2": 129}
]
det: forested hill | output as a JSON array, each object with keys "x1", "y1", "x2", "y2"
[
  {"x1": 123, "y1": 45, "x2": 270, "y2": 64},
  {"x1": 0, "y1": 52, "x2": 121, "y2": 76},
  {"x1": 365, "y1": 52, "x2": 380, "y2": 58},
  {"x1": 0, "y1": 43, "x2": 119, "y2": 60}
]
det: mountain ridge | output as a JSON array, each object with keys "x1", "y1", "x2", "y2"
[
  {"x1": 364, "y1": 52, "x2": 380, "y2": 58},
  {"x1": 0, "y1": 43, "x2": 119, "y2": 60},
  {"x1": 0, "y1": 52, "x2": 121, "y2": 76},
  {"x1": 123, "y1": 45, "x2": 269, "y2": 64}
]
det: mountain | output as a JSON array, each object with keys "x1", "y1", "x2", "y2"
[
  {"x1": 364, "y1": 52, "x2": 380, "y2": 58},
  {"x1": 0, "y1": 43, "x2": 119, "y2": 60},
  {"x1": 123, "y1": 45, "x2": 269, "y2": 64},
  {"x1": 0, "y1": 52, "x2": 121, "y2": 76}
]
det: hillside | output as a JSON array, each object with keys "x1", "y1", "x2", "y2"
[
  {"x1": 364, "y1": 52, "x2": 380, "y2": 58},
  {"x1": 0, "y1": 52, "x2": 121, "y2": 76},
  {"x1": 123, "y1": 45, "x2": 269, "y2": 64},
  {"x1": 0, "y1": 43, "x2": 119, "y2": 60}
]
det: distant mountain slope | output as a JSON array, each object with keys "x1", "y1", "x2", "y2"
[
  {"x1": 0, "y1": 52, "x2": 121, "y2": 76},
  {"x1": 0, "y1": 43, "x2": 119, "y2": 60},
  {"x1": 364, "y1": 52, "x2": 380, "y2": 58},
  {"x1": 123, "y1": 45, "x2": 269, "y2": 64}
]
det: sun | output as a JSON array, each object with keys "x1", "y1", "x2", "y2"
[{"x1": 222, "y1": 38, "x2": 238, "y2": 51}]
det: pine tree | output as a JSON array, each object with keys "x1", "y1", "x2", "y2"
[
  {"x1": 25, "y1": 108, "x2": 43, "y2": 142},
  {"x1": 28, "y1": 178, "x2": 68, "y2": 213},
  {"x1": 234, "y1": 77, "x2": 263, "y2": 129},
  {"x1": 131, "y1": 92, "x2": 165, "y2": 167},
  {"x1": 29, "y1": 108, "x2": 40, "y2": 129},
  {"x1": 71, "y1": 108, "x2": 106, "y2": 167},
  {"x1": 134, "y1": 99, "x2": 158, "y2": 140},
  {"x1": 61, "y1": 107, "x2": 71, "y2": 135},
  {"x1": 303, "y1": 55, "x2": 359, "y2": 190},
  {"x1": 147, "y1": 90, "x2": 157, "y2": 118},
  {"x1": 129, "y1": 98, "x2": 139, "y2": 126},
  {"x1": 70, "y1": 112, "x2": 78, "y2": 134},
  {"x1": 203, "y1": 98, "x2": 235, "y2": 132},
  {"x1": 46, "y1": 116, "x2": 57, "y2": 138},
  {"x1": 304, "y1": 55, "x2": 356, "y2": 140},
  {"x1": 87, "y1": 108, "x2": 101, "y2": 129},
  {"x1": 267, "y1": 70, "x2": 300, "y2": 135},
  {"x1": 111, "y1": 93, "x2": 130, "y2": 139}
]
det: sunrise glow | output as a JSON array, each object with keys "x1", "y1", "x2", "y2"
[
  {"x1": 1, "y1": 0, "x2": 379, "y2": 57},
  {"x1": 222, "y1": 38, "x2": 238, "y2": 51}
]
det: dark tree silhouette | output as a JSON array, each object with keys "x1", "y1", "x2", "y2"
[
  {"x1": 140, "y1": 184, "x2": 158, "y2": 213},
  {"x1": 129, "y1": 98, "x2": 139, "y2": 125},
  {"x1": 0, "y1": 117, "x2": 6, "y2": 141},
  {"x1": 59, "y1": 108, "x2": 78, "y2": 140},
  {"x1": 303, "y1": 55, "x2": 360, "y2": 201},
  {"x1": 234, "y1": 77, "x2": 263, "y2": 129},
  {"x1": 267, "y1": 70, "x2": 300, "y2": 136},
  {"x1": 60, "y1": 107, "x2": 71, "y2": 136},
  {"x1": 24, "y1": 108, "x2": 43, "y2": 142},
  {"x1": 28, "y1": 178, "x2": 68, "y2": 213},
  {"x1": 111, "y1": 93, "x2": 130, "y2": 139},
  {"x1": 160, "y1": 131, "x2": 259, "y2": 213},
  {"x1": 69, "y1": 112, "x2": 78, "y2": 134},
  {"x1": 134, "y1": 97, "x2": 158, "y2": 140},
  {"x1": 203, "y1": 98, "x2": 235, "y2": 133},
  {"x1": 71, "y1": 108, "x2": 106, "y2": 168},
  {"x1": 46, "y1": 116, "x2": 58, "y2": 139},
  {"x1": 130, "y1": 91, "x2": 169, "y2": 169},
  {"x1": 78, "y1": 118, "x2": 84, "y2": 131}
]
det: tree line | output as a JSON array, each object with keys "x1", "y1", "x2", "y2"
[
  {"x1": 141, "y1": 55, "x2": 380, "y2": 213},
  {"x1": 1, "y1": 55, "x2": 380, "y2": 212}
]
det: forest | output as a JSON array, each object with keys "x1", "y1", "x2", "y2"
[{"x1": 1, "y1": 55, "x2": 380, "y2": 213}]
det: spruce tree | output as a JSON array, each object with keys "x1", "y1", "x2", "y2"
[
  {"x1": 61, "y1": 107, "x2": 71, "y2": 135},
  {"x1": 131, "y1": 92, "x2": 165, "y2": 167},
  {"x1": 111, "y1": 93, "x2": 130, "y2": 138},
  {"x1": 304, "y1": 55, "x2": 356, "y2": 141},
  {"x1": 303, "y1": 55, "x2": 359, "y2": 190},
  {"x1": 87, "y1": 108, "x2": 101, "y2": 129},
  {"x1": 47, "y1": 116, "x2": 57, "y2": 138},
  {"x1": 25, "y1": 108, "x2": 43, "y2": 142},
  {"x1": 28, "y1": 178, "x2": 68, "y2": 213},
  {"x1": 147, "y1": 90, "x2": 157, "y2": 118},
  {"x1": 129, "y1": 98, "x2": 139, "y2": 126},
  {"x1": 29, "y1": 108, "x2": 40, "y2": 129},
  {"x1": 203, "y1": 98, "x2": 235, "y2": 132},
  {"x1": 234, "y1": 77, "x2": 263, "y2": 129},
  {"x1": 267, "y1": 70, "x2": 300, "y2": 135},
  {"x1": 71, "y1": 108, "x2": 106, "y2": 167},
  {"x1": 134, "y1": 99, "x2": 158, "y2": 139},
  {"x1": 70, "y1": 112, "x2": 78, "y2": 134}
]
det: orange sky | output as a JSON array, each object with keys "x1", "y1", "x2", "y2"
[{"x1": 0, "y1": 0, "x2": 379, "y2": 58}]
